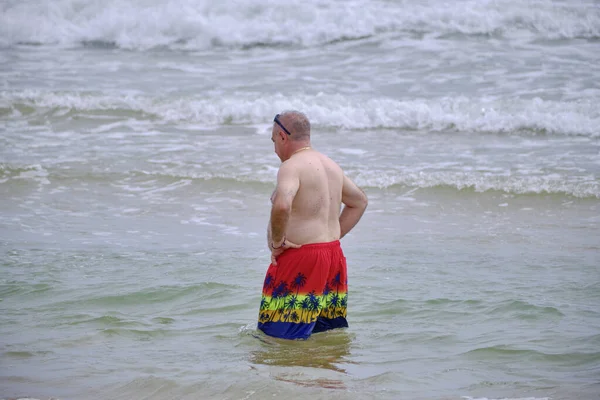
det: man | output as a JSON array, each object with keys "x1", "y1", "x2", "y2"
[{"x1": 257, "y1": 110, "x2": 368, "y2": 340}]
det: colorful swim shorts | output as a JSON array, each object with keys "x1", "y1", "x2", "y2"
[{"x1": 257, "y1": 240, "x2": 348, "y2": 340}]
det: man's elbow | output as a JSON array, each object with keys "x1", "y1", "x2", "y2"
[
  {"x1": 346, "y1": 192, "x2": 368, "y2": 211},
  {"x1": 271, "y1": 201, "x2": 291, "y2": 216},
  {"x1": 360, "y1": 192, "x2": 368, "y2": 211}
]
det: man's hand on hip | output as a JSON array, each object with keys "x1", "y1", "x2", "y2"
[{"x1": 270, "y1": 240, "x2": 301, "y2": 266}]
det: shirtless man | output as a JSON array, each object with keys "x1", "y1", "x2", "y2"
[{"x1": 257, "y1": 110, "x2": 368, "y2": 340}]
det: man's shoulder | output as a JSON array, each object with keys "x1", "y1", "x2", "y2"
[
  {"x1": 308, "y1": 150, "x2": 339, "y2": 165},
  {"x1": 318, "y1": 152, "x2": 344, "y2": 174},
  {"x1": 277, "y1": 159, "x2": 301, "y2": 178}
]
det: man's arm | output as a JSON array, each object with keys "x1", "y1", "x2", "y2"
[
  {"x1": 339, "y1": 174, "x2": 368, "y2": 239},
  {"x1": 266, "y1": 217, "x2": 272, "y2": 250},
  {"x1": 269, "y1": 163, "x2": 300, "y2": 246}
]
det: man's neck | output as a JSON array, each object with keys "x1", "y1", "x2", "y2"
[{"x1": 286, "y1": 143, "x2": 311, "y2": 160}]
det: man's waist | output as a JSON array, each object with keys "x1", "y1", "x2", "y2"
[{"x1": 286, "y1": 239, "x2": 341, "y2": 250}]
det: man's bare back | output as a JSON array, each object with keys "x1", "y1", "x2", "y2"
[
  {"x1": 267, "y1": 111, "x2": 367, "y2": 265},
  {"x1": 272, "y1": 148, "x2": 343, "y2": 244}
]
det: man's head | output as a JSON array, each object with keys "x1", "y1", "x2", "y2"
[{"x1": 271, "y1": 110, "x2": 311, "y2": 161}]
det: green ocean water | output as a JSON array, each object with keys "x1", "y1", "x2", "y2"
[
  {"x1": 2, "y1": 0, "x2": 600, "y2": 398},
  {"x1": 2, "y1": 180, "x2": 599, "y2": 399}
]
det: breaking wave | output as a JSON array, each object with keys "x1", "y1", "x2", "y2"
[
  {"x1": 1, "y1": 0, "x2": 599, "y2": 50},
  {"x1": 2, "y1": 90, "x2": 598, "y2": 137}
]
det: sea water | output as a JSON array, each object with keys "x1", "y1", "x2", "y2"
[{"x1": 1, "y1": 0, "x2": 599, "y2": 399}]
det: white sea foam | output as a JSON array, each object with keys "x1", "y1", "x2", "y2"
[
  {"x1": 125, "y1": 165, "x2": 600, "y2": 198},
  {"x1": 1, "y1": 0, "x2": 598, "y2": 49},
  {"x1": 339, "y1": 148, "x2": 368, "y2": 155},
  {"x1": 2, "y1": 90, "x2": 598, "y2": 137},
  {"x1": 0, "y1": 164, "x2": 51, "y2": 186},
  {"x1": 352, "y1": 170, "x2": 600, "y2": 198}
]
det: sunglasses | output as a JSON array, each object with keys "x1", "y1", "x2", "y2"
[{"x1": 274, "y1": 114, "x2": 292, "y2": 135}]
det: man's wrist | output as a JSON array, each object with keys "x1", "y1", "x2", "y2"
[{"x1": 271, "y1": 237, "x2": 286, "y2": 249}]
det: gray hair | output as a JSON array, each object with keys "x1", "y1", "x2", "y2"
[{"x1": 279, "y1": 110, "x2": 311, "y2": 141}]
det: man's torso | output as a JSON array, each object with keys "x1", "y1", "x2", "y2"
[{"x1": 278, "y1": 150, "x2": 343, "y2": 245}]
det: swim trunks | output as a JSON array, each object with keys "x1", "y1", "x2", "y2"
[{"x1": 257, "y1": 240, "x2": 348, "y2": 340}]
